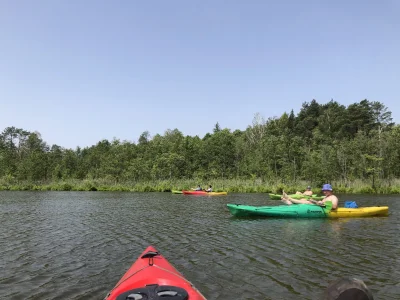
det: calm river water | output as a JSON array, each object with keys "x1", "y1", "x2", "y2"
[{"x1": 0, "y1": 191, "x2": 399, "y2": 299}]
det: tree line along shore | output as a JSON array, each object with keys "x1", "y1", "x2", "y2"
[{"x1": 1, "y1": 99, "x2": 400, "y2": 194}]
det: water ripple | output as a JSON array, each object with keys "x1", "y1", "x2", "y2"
[{"x1": 0, "y1": 191, "x2": 399, "y2": 299}]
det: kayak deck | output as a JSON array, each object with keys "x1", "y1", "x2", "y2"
[
  {"x1": 328, "y1": 206, "x2": 389, "y2": 218},
  {"x1": 227, "y1": 204, "x2": 389, "y2": 218},
  {"x1": 227, "y1": 204, "x2": 328, "y2": 218},
  {"x1": 105, "y1": 246, "x2": 206, "y2": 300}
]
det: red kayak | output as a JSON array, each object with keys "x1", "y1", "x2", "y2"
[
  {"x1": 182, "y1": 190, "x2": 207, "y2": 195},
  {"x1": 182, "y1": 190, "x2": 227, "y2": 195},
  {"x1": 104, "y1": 246, "x2": 206, "y2": 300}
]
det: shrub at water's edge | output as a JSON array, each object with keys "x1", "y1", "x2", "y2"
[{"x1": 1, "y1": 178, "x2": 400, "y2": 194}]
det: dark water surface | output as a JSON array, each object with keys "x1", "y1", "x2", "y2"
[{"x1": 1, "y1": 191, "x2": 399, "y2": 299}]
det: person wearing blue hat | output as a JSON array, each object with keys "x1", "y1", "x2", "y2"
[
  {"x1": 282, "y1": 183, "x2": 338, "y2": 209},
  {"x1": 319, "y1": 184, "x2": 339, "y2": 209}
]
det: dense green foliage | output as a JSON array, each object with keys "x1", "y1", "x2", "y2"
[{"x1": 1, "y1": 99, "x2": 400, "y2": 193}]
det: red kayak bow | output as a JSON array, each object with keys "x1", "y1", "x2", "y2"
[{"x1": 104, "y1": 246, "x2": 206, "y2": 300}]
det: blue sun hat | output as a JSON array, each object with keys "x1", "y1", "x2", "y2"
[{"x1": 322, "y1": 184, "x2": 333, "y2": 191}]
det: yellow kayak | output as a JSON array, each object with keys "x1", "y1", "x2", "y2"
[
  {"x1": 328, "y1": 206, "x2": 389, "y2": 218},
  {"x1": 208, "y1": 192, "x2": 227, "y2": 195}
]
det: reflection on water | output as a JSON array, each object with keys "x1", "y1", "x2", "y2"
[{"x1": 0, "y1": 191, "x2": 399, "y2": 299}]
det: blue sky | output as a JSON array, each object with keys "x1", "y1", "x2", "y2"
[{"x1": 1, "y1": 0, "x2": 399, "y2": 149}]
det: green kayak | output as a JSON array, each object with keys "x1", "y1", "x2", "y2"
[
  {"x1": 268, "y1": 193, "x2": 324, "y2": 200},
  {"x1": 227, "y1": 203, "x2": 389, "y2": 218},
  {"x1": 171, "y1": 190, "x2": 183, "y2": 194},
  {"x1": 227, "y1": 203, "x2": 331, "y2": 218}
]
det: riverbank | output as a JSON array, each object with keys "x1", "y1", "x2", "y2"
[{"x1": 1, "y1": 178, "x2": 400, "y2": 194}]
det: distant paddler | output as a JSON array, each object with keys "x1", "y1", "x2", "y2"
[
  {"x1": 281, "y1": 184, "x2": 339, "y2": 210},
  {"x1": 295, "y1": 185, "x2": 313, "y2": 196},
  {"x1": 192, "y1": 185, "x2": 203, "y2": 191}
]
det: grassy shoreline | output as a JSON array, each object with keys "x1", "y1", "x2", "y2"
[{"x1": 1, "y1": 178, "x2": 400, "y2": 194}]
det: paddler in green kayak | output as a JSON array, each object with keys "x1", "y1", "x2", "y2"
[
  {"x1": 281, "y1": 184, "x2": 339, "y2": 210},
  {"x1": 295, "y1": 185, "x2": 313, "y2": 196}
]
